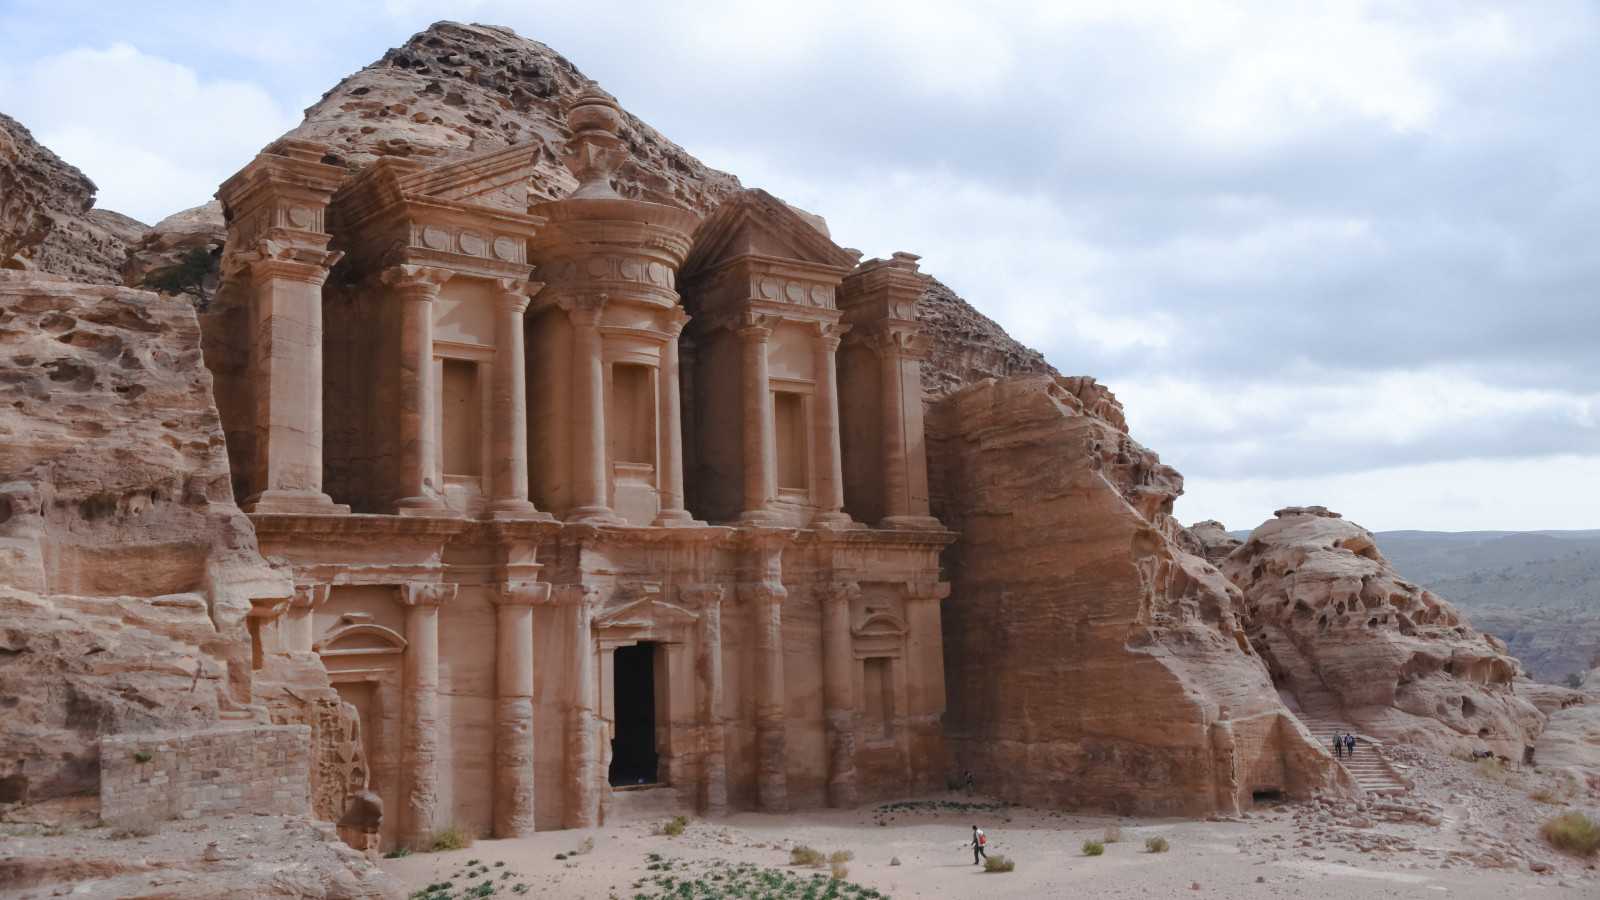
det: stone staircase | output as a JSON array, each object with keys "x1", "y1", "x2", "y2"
[{"x1": 1298, "y1": 715, "x2": 1410, "y2": 797}]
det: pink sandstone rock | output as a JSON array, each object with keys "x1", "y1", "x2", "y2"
[{"x1": 1224, "y1": 506, "x2": 1545, "y2": 759}]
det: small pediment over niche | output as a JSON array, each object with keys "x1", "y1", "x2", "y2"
[
  {"x1": 682, "y1": 189, "x2": 858, "y2": 279},
  {"x1": 853, "y1": 611, "x2": 908, "y2": 641},
  {"x1": 594, "y1": 597, "x2": 701, "y2": 631},
  {"x1": 316, "y1": 622, "x2": 408, "y2": 658},
  {"x1": 398, "y1": 143, "x2": 538, "y2": 213}
]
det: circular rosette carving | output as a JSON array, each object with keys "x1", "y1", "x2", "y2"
[
  {"x1": 458, "y1": 231, "x2": 487, "y2": 256},
  {"x1": 421, "y1": 226, "x2": 451, "y2": 251},
  {"x1": 492, "y1": 236, "x2": 519, "y2": 261}
]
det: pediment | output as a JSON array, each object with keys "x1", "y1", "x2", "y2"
[
  {"x1": 594, "y1": 597, "x2": 701, "y2": 630},
  {"x1": 316, "y1": 622, "x2": 408, "y2": 657},
  {"x1": 853, "y1": 611, "x2": 909, "y2": 639},
  {"x1": 398, "y1": 143, "x2": 538, "y2": 212},
  {"x1": 682, "y1": 189, "x2": 857, "y2": 280}
]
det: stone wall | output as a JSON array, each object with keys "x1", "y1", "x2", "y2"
[
  {"x1": 99, "y1": 725, "x2": 311, "y2": 825},
  {"x1": 930, "y1": 375, "x2": 1348, "y2": 815}
]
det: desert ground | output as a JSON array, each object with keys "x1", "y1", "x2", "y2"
[{"x1": 382, "y1": 752, "x2": 1598, "y2": 900}]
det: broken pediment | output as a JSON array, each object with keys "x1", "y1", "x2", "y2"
[
  {"x1": 681, "y1": 189, "x2": 858, "y2": 281},
  {"x1": 397, "y1": 143, "x2": 539, "y2": 213},
  {"x1": 315, "y1": 622, "x2": 408, "y2": 658},
  {"x1": 593, "y1": 596, "x2": 701, "y2": 631}
]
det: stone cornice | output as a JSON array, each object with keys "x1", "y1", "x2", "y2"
[{"x1": 398, "y1": 582, "x2": 458, "y2": 608}]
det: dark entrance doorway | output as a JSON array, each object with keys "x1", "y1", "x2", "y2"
[{"x1": 609, "y1": 642, "x2": 659, "y2": 786}]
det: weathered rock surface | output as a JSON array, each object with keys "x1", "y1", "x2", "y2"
[
  {"x1": 933, "y1": 375, "x2": 1347, "y2": 814},
  {"x1": 0, "y1": 272, "x2": 292, "y2": 800},
  {"x1": 285, "y1": 20, "x2": 740, "y2": 214},
  {"x1": 120, "y1": 199, "x2": 226, "y2": 294},
  {"x1": 0, "y1": 113, "x2": 145, "y2": 284},
  {"x1": 916, "y1": 276, "x2": 1055, "y2": 402},
  {"x1": 1224, "y1": 507, "x2": 1545, "y2": 758},
  {"x1": 1184, "y1": 519, "x2": 1244, "y2": 567}
]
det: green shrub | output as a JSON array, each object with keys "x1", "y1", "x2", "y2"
[
  {"x1": 658, "y1": 815, "x2": 689, "y2": 837},
  {"x1": 1146, "y1": 836, "x2": 1170, "y2": 853},
  {"x1": 1103, "y1": 824, "x2": 1122, "y2": 843},
  {"x1": 1541, "y1": 812, "x2": 1600, "y2": 857},
  {"x1": 428, "y1": 824, "x2": 474, "y2": 852},
  {"x1": 983, "y1": 853, "x2": 1015, "y2": 872},
  {"x1": 1081, "y1": 839, "x2": 1104, "y2": 856},
  {"x1": 132, "y1": 750, "x2": 153, "y2": 764},
  {"x1": 790, "y1": 845, "x2": 825, "y2": 866},
  {"x1": 830, "y1": 860, "x2": 849, "y2": 880},
  {"x1": 382, "y1": 847, "x2": 411, "y2": 859},
  {"x1": 828, "y1": 850, "x2": 854, "y2": 864}
]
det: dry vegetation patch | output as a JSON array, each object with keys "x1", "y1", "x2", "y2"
[{"x1": 1540, "y1": 812, "x2": 1600, "y2": 858}]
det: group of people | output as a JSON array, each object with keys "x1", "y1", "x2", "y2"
[{"x1": 1331, "y1": 731, "x2": 1359, "y2": 759}]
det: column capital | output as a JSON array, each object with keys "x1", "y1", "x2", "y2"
[
  {"x1": 381, "y1": 264, "x2": 453, "y2": 298},
  {"x1": 557, "y1": 291, "x2": 608, "y2": 325},
  {"x1": 863, "y1": 325, "x2": 931, "y2": 360},
  {"x1": 737, "y1": 311, "x2": 776, "y2": 343},
  {"x1": 679, "y1": 584, "x2": 725, "y2": 609},
  {"x1": 814, "y1": 320, "x2": 850, "y2": 352},
  {"x1": 493, "y1": 581, "x2": 553, "y2": 607},
  {"x1": 552, "y1": 583, "x2": 604, "y2": 608},
  {"x1": 663, "y1": 305, "x2": 691, "y2": 338},
  {"x1": 903, "y1": 580, "x2": 951, "y2": 603},
  {"x1": 818, "y1": 580, "x2": 861, "y2": 608},
  {"x1": 738, "y1": 582, "x2": 788, "y2": 606},
  {"x1": 291, "y1": 582, "x2": 331, "y2": 610},
  {"x1": 238, "y1": 243, "x2": 343, "y2": 286},
  {"x1": 494, "y1": 278, "x2": 541, "y2": 313},
  {"x1": 398, "y1": 581, "x2": 457, "y2": 608},
  {"x1": 247, "y1": 594, "x2": 291, "y2": 620}
]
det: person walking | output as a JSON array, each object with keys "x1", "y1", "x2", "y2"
[
  {"x1": 971, "y1": 825, "x2": 988, "y2": 865},
  {"x1": 1332, "y1": 733, "x2": 1342, "y2": 759},
  {"x1": 1346, "y1": 733, "x2": 1357, "y2": 758}
]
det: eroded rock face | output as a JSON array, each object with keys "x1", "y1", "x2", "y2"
[
  {"x1": 0, "y1": 272, "x2": 290, "y2": 799},
  {"x1": 285, "y1": 20, "x2": 741, "y2": 214},
  {"x1": 916, "y1": 276, "x2": 1055, "y2": 403},
  {"x1": 933, "y1": 375, "x2": 1347, "y2": 815},
  {"x1": 1224, "y1": 507, "x2": 1544, "y2": 757},
  {"x1": 1185, "y1": 520, "x2": 1243, "y2": 567},
  {"x1": 0, "y1": 113, "x2": 146, "y2": 284}
]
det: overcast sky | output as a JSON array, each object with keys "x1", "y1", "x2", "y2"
[{"x1": 1, "y1": 0, "x2": 1595, "y2": 533}]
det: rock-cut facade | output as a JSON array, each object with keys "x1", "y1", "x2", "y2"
[{"x1": 203, "y1": 89, "x2": 952, "y2": 848}]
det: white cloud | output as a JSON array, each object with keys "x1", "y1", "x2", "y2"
[{"x1": 4, "y1": 43, "x2": 295, "y2": 222}]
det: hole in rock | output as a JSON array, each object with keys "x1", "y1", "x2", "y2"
[{"x1": 1252, "y1": 789, "x2": 1285, "y2": 805}]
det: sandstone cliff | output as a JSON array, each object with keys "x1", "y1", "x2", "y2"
[
  {"x1": 932, "y1": 375, "x2": 1347, "y2": 814},
  {"x1": 0, "y1": 113, "x2": 146, "y2": 284},
  {"x1": 1224, "y1": 507, "x2": 1545, "y2": 758}
]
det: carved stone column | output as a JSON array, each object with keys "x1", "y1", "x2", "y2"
[
  {"x1": 565, "y1": 298, "x2": 621, "y2": 524},
  {"x1": 820, "y1": 580, "x2": 859, "y2": 807},
  {"x1": 399, "y1": 581, "x2": 455, "y2": 848},
  {"x1": 739, "y1": 315, "x2": 779, "y2": 524},
  {"x1": 492, "y1": 581, "x2": 548, "y2": 837},
  {"x1": 489, "y1": 280, "x2": 542, "y2": 518},
  {"x1": 558, "y1": 584, "x2": 602, "y2": 828},
  {"x1": 654, "y1": 309, "x2": 696, "y2": 525},
  {"x1": 386, "y1": 266, "x2": 452, "y2": 514},
  {"x1": 812, "y1": 322, "x2": 851, "y2": 527},
  {"x1": 742, "y1": 537, "x2": 788, "y2": 810},
  {"x1": 685, "y1": 585, "x2": 727, "y2": 814},
  {"x1": 903, "y1": 580, "x2": 949, "y2": 792},
  {"x1": 286, "y1": 583, "x2": 329, "y2": 652}
]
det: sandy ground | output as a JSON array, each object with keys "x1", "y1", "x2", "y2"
[{"x1": 385, "y1": 756, "x2": 1600, "y2": 900}]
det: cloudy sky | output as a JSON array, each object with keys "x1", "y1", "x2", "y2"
[{"x1": 2, "y1": 0, "x2": 1595, "y2": 532}]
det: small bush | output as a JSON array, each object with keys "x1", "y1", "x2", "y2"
[
  {"x1": 830, "y1": 860, "x2": 850, "y2": 880},
  {"x1": 790, "y1": 845, "x2": 825, "y2": 867},
  {"x1": 132, "y1": 750, "x2": 153, "y2": 764},
  {"x1": 1530, "y1": 787, "x2": 1564, "y2": 805},
  {"x1": 828, "y1": 850, "x2": 854, "y2": 864},
  {"x1": 428, "y1": 824, "x2": 475, "y2": 852},
  {"x1": 1474, "y1": 758, "x2": 1508, "y2": 782},
  {"x1": 1103, "y1": 824, "x2": 1122, "y2": 843},
  {"x1": 1541, "y1": 812, "x2": 1600, "y2": 857},
  {"x1": 575, "y1": 836, "x2": 595, "y2": 855},
  {"x1": 1146, "y1": 836, "x2": 1170, "y2": 853},
  {"x1": 658, "y1": 815, "x2": 690, "y2": 837},
  {"x1": 1081, "y1": 839, "x2": 1104, "y2": 856},
  {"x1": 382, "y1": 847, "x2": 411, "y2": 859},
  {"x1": 983, "y1": 853, "x2": 1015, "y2": 872}
]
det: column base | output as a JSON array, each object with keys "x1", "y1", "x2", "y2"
[
  {"x1": 395, "y1": 494, "x2": 456, "y2": 517},
  {"x1": 242, "y1": 490, "x2": 350, "y2": 515},
  {"x1": 810, "y1": 511, "x2": 860, "y2": 530},
  {"x1": 878, "y1": 514, "x2": 945, "y2": 531},
  {"x1": 566, "y1": 505, "x2": 625, "y2": 526},
  {"x1": 486, "y1": 499, "x2": 554, "y2": 521},
  {"x1": 738, "y1": 507, "x2": 785, "y2": 526},
  {"x1": 651, "y1": 508, "x2": 704, "y2": 527}
]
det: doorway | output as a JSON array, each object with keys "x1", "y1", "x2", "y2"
[{"x1": 609, "y1": 642, "x2": 659, "y2": 786}]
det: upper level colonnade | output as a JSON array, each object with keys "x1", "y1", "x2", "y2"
[{"x1": 211, "y1": 88, "x2": 941, "y2": 532}]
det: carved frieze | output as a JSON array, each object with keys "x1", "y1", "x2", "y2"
[
  {"x1": 749, "y1": 272, "x2": 836, "y2": 309},
  {"x1": 408, "y1": 221, "x2": 527, "y2": 264}
]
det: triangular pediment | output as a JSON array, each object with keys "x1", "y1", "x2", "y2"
[
  {"x1": 398, "y1": 143, "x2": 538, "y2": 212},
  {"x1": 682, "y1": 189, "x2": 858, "y2": 280},
  {"x1": 594, "y1": 597, "x2": 701, "y2": 630}
]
